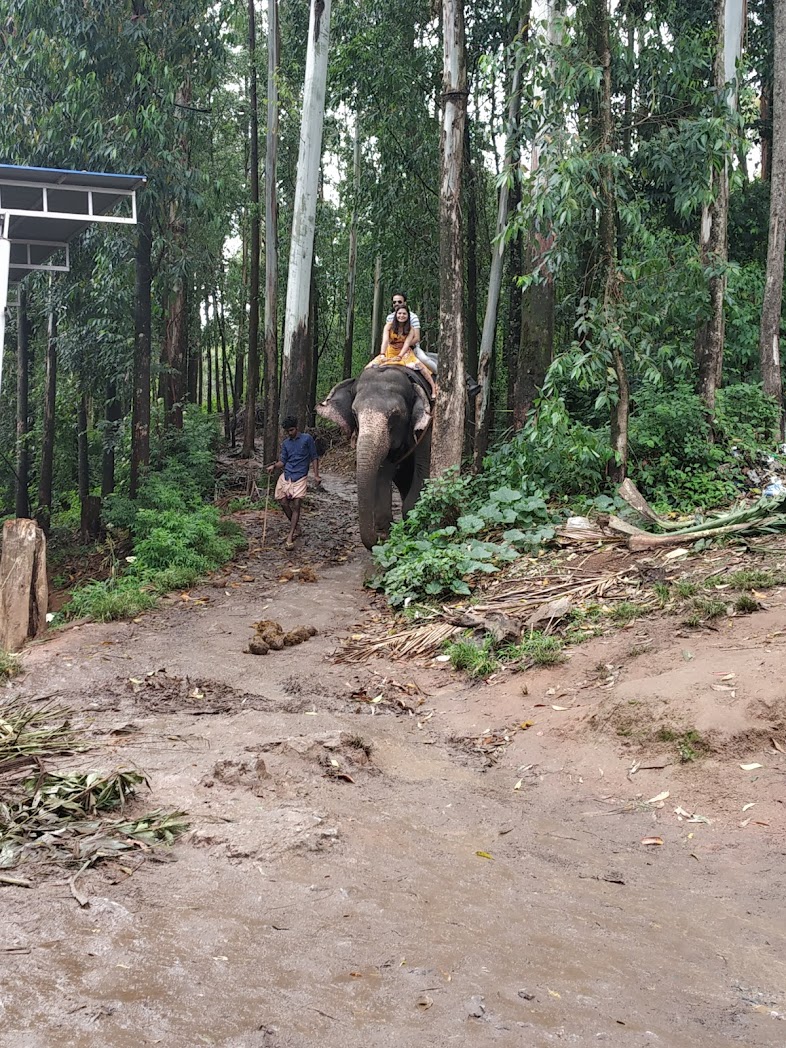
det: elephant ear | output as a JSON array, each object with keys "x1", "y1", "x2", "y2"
[
  {"x1": 411, "y1": 385, "x2": 432, "y2": 438},
  {"x1": 316, "y1": 378, "x2": 356, "y2": 436}
]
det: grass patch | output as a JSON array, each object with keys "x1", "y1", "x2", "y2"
[
  {"x1": 734, "y1": 594, "x2": 760, "y2": 614},
  {"x1": 684, "y1": 596, "x2": 728, "y2": 627},
  {"x1": 692, "y1": 597, "x2": 727, "y2": 620},
  {"x1": 508, "y1": 631, "x2": 565, "y2": 666},
  {"x1": 608, "y1": 601, "x2": 644, "y2": 625},
  {"x1": 446, "y1": 637, "x2": 500, "y2": 679},
  {"x1": 446, "y1": 628, "x2": 564, "y2": 677},
  {"x1": 652, "y1": 582, "x2": 671, "y2": 606},
  {"x1": 656, "y1": 725, "x2": 707, "y2": 762},
  {"x1": 674, "y1": 580, "x2": 698, "y2": 599},
  {"x1": 723, "y1": 568, "x2": 782, "y2": 590},
  {"x1": 0, "y1": 650, "x2": 21, "y2": 682},
  {"x1": 64, "y1": 575, "x2": 158, "y2": 623}
]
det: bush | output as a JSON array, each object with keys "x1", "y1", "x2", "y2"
[
  {"x1": 627, "y1": 381, "x2": 782, "y2": 511},
  {"x1": 65, "y1": 575, "x2": 158, "y2": 623},
  {"x1": 372, "y1": 470, "x2": 553, "y2": 607},
  {"x1": 63, "y1": 408, "x2": 244, "y2": 623}
]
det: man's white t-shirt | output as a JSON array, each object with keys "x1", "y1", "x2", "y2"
[{"x1": 386, "y1": 310, "x2": 420, "y2": 333}]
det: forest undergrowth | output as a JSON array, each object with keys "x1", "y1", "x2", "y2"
[{"x1": 48, "y1": 410, "x2": 245, "y2": 624}]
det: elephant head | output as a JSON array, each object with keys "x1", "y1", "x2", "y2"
[{"x1": 317, "y1": 367, "x2": 432, "y2": 550}]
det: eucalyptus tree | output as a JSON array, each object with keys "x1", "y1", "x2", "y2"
[
  {"x1": 475, "y1": 2, "x2": 529, "y2": 468},
  {"x1": 759, "y1": 0, "x2": 786, "y2": 436},
  {"x1": 263, "y1": 0, "x2": 281, "y2": 464},
  {"x1": 693, "y1": 0, "x2": 747, "y2": 418},
  {"x1": 431, "y1": 0, "x2": 468, "y2": 476},
  {"x1": 280, "y1": 0, "x2": 332, "y2": 426},
  {"x1": 241, "y1": 0, "x2": 262, "y2": 459}
]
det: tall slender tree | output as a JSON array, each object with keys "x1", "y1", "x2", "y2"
[
  {"x1": 280, "y1": 0, "x2": 332, "y2": 426},
  {"x1": 15, "y1": 288, "x2": 31, "y2": 519},
  {"x1": 475, "y1": 4, "x2": 526, "y2": 468},
  {"x1": 342, "y1": 119, "x2": 361, "y2": 381},
  {"x1": 759, "y1": 0, "x2": 786, "y2": 438},
  {"x1": 432, "y1": 0, "x2": 468, "y2": 476},
  {"x1": 694, "y1": 0, "x2": 746, "y2": 418},
  {"x1": 242, "y1": 0, "x2": 262, "y2": 458},
  {"x1": 263, "y1": 0, "x2": 281, "y2": 464}
]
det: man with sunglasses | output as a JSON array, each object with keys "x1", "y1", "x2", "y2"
[{"x1": 385, "y1": 292, "x2": 438, "y2": 373}]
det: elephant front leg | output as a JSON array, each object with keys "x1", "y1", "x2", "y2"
[{"x1": 374, "y1": 462, "x2": 395, "y2": 541}]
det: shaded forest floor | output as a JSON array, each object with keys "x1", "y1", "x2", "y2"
[{"x1": 3, "y1": 464, "x2": 786, "y2": 1047}]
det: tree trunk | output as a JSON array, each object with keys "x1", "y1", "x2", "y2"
[
  {"x1": 235, "y1": 218, "x2": 248, "y2": 409},
  {"x1": 590, "y1": 0, "x2": 628, "y2": 483},
  {"x1": 370, "y1": 254, "x2": 383, "y2": 358},
  {"x1": 242, "y1": 0, "x2": 262, "y2": 457},
  {"x1": 204, "y1": 286, "x2": 213, "y2": 412},
  {"x1": 759, "y1": 0, "x2": 786, "y2": 438},
  {"x1": 37, "y1": 292, "x2": 57, "y2": 531},
  {"x1": 0, "y1": 519, "x2": 48, "y2": 652},
  {"x1": 464, "y1": 117, "x2": 479, "y2": 382},
  {"x1": 221, "y1": 343, "x2": 231, "y2": 440},
  {"x1": 263, "y1": 0, "x2": 281, "y2": 462},
  {"x1": 77, "y1": 390, "x2": 90, "y2": 534},
  {"x1": 694, "y1": 0, "x2": 746, "y2": 419},
  {"x1": 342, "y1": 118, "x2": 361, "y2": 381},
  {"x1": 130, "y1": 190, "x2": 152, "y2": 499},
  {"x1": 163, "y1": 271, "x2": 187, "y2": 428},
  {"x1": 102, "y1": 379, "x2": 121, "y2": 496},
  {"x1": 432, "y1": 0, "x2": 468, "y2": 477},
  {"x1": 280, "y1": 0, "x2": 331, "y2": 427},
  {"x1": 308, "y1": 262, "x2": 319, "y2": 426},
  {"x1": 761, "y1": 82, "x2": 773, "y2": 182},
  {"x1": 514, "y1": 243, "x2": 553, "y2": 427},
  {"x1": 213, "y1": 288, "x2": 222, "y2": 415},
  {"x1": 474, "y1": 4, "x2": 526, "y2": 468},
  {"x1": 15, "y1": 287, "x2": 30, "y2": 519}
]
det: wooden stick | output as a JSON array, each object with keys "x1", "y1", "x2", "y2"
[{"x1": 261, "y1": 470, "x2": 272, "y2": 548}]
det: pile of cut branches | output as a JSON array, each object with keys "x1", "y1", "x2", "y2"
[
  {"x1": 0, "y1": 698, "x2": 188, "y2": 879},
  {"x1": 563, "y1": 480, "x2": 786, "y2": 551}
]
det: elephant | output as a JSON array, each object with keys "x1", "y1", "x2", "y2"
[{"x1": 316, "y1": 366, "x2": 433, "y2": 550}]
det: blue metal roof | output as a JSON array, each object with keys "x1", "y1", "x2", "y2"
[
  {"x1": 0, "y1": 163, "x2": 146, "y2": 282},
  {"x1": 0, "y1": 163, "x2": 146, "y2": 191}
]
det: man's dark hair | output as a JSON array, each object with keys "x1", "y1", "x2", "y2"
[
  {"x1": 282, "y1": 415, "x2": 298, "y2": 430},
  {"x1": 392, "y1": 290, "x2": 407, "y2": 301}
]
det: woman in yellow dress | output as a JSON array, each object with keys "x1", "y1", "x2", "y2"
[{"x1": 367, "y1": 306, "x2": 437, "y2": 398}]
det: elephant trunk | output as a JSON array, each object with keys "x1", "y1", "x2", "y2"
[{"x1": 356, "y1": 412, "x2": 390, "y2": 550}]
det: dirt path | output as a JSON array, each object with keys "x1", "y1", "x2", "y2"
[{"x1": 2, "y1": 474, "x2": 786, "y2": 1048}]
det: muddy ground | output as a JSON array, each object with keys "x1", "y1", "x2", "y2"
[{"x1": 2, "y1": 471, "x2": 786, "y2": 1048}]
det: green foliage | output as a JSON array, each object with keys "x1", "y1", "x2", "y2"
[
  {"x1": 608, "y1": 602, "x2": 644, "y2": 625},
  {"x1": 446, "y1": 637, "x2": 500, "y2": 679},
  {"x1": 372, "y1": 470, "x2": 553, "y2": 607},
  {"x1": 629, "y1": 381, "x2": 781, "y2": 511},
  {"x1": 64, "y1": 408, "x2": 243, "y2": 622},
  {"x1": 505, "y1": 632, "x2": 565, "y2": 667},
  {"x1": 445, "y1": 629, "x2": 564, "y2": 679},
  {"x1": 723, "y1": 568, "x2": 781, "y2": 590},
  {"x1": 64, "y1": 575, "x2": 158, "y2": 623},
  {"x1": 734, "y1": 594, "x2": 759, "y2": 615},
  {"x1": 485, "y1": 398, "x2": 614, "y2": 498}
]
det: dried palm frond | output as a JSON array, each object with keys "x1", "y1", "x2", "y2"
[{"x1": 336, "y1": 621, "x2": 463, "y2": 663}]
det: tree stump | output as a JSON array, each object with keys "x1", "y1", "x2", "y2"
[{"x1": 0, "y1": 519, "x2": 48, "y2": 653}]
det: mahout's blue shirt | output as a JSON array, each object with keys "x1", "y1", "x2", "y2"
[{"x1": 281, "y1": 432, "x2": 318, "y2": 481}]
